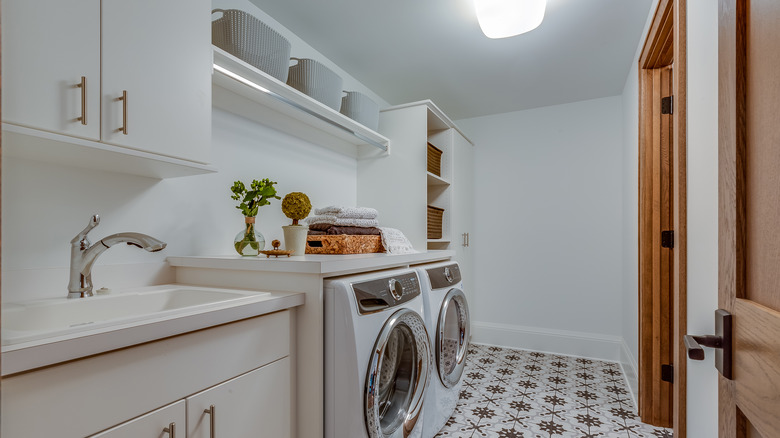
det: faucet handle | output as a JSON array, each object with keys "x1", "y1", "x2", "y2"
[{"x1": 71, "y1": 214, "x2": 101, "y2": 245}]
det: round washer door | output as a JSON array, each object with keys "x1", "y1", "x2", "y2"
[
  {"x1": 365, "y1": 308, "x2": 431, "y2": 438},
  {"x1": 436, "y1": 287, "x2": 470, "y2": 388}
]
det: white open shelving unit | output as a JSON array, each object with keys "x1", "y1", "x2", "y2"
[
  {"x1": 211, "y1": 47, "x2": 390, "y2": 159},
  {"x1": 427, "y1": 123, "x2": 453, "y2": 249}
]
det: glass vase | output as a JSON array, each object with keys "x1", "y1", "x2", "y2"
[{"x1": 234, "y1": 216, "x2": 265, "y2": 256}]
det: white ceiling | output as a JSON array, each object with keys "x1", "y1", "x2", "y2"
[{"x1": 249, "y1": 0, "x2": 653, "y2": 121}]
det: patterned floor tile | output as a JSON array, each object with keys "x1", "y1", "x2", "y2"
[{"x1": 434, "y1": 344, "x2": 672, "y2": 438}]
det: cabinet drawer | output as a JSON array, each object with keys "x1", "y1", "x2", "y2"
[
  {"x1": 89, "y1": 400, "x2": 185, "y2": 438},
  {"x1": 2, "y1": 311, "x2": 290, "y2": 438}
]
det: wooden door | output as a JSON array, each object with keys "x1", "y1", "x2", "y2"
[
  {"x1": 638, "y1": 65, "x2": 675, "y2": 427},
  {"x1": 718, "y1": 0, "x2": 780, "y2": 436}
]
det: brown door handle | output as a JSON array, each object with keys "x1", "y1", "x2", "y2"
[
  {"x1": 683, "y1": 335, "x2": 722, "y2": 360},
  {"x1": 684, "y1": 309, "x2": 732, "y2": 379}
]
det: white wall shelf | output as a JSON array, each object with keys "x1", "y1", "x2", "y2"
[
  {"x1": 427, "y1": 171, "x2": 450, "y2": 186},
  {"x1": 2, "y1": 123, "x2": 217, "y2": 179},
  {"x1": 212, "y1": 47, "x2": 390, "y2": 158}
]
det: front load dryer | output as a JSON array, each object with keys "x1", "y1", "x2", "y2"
[
  {"x1": 416, "y1": 261, "x2": 470, "y2": 437},
  {"x1": 324, "y1": 268, "x2": 431, "y2": 438}
]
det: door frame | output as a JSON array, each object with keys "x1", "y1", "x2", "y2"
[{"x1": 637, "y1": 0, "x2": 687, "y2": 435}]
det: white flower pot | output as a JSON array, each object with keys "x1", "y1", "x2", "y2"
[{"x1": 282, "y1": 225, "x2": 308, "y2": 256}]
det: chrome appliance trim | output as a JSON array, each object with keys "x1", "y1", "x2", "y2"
[
  {"x1": 365, "y1": 308, "x2": 430, "y2": 438},
  {"x1": 436, "y1": 287, "x2": 470, "y2": 388}
]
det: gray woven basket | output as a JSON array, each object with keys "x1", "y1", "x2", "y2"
[
  {"x1": 340, "y1": 91, "x2": 379, "y2": 131},
  {"x1": 287, "y1": 58, "x2": 344, "y2": 111},
  {"x1": 212, "y1": 9, "x2": 291, "y2": 82}
]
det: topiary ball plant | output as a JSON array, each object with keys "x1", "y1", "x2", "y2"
[{"x1": 281, "y1": 192, "x2": 312, "y2": 225}]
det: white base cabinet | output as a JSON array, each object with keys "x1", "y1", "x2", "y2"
[
  {"x1": 187, "y1": 359, "x2": 291, "y2": 438},
  {"x1": 2, "y1": 311, "x2": 293, "y2": 438}
]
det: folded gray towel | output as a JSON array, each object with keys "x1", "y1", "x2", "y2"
[
  {"x1": 313, "y1": 206, "x2": 378, "y2": 219},
  {"x1": 306, "y1": 215, "x2": 379, "y2": 228}
]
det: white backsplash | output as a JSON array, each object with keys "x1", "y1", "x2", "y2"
[{"x1": 2, "y1": 108, "x2": 359, "y2": 303}]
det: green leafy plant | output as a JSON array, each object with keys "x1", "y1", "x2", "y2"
[
  {"x1": 230, "y1": 179, "x2": 280, "y2": 217},
  {"x1": 230, "y1": 179, "x2": 280, "y2": 256},
  {"x1": 281, "y1": 192, "x2": 312, "y2": 225}
]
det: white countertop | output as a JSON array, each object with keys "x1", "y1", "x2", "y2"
[
  {"x1": 167, "y1": 250, "x2": 455, "y2": 277},
  {"x1": 1, "y1": 285, "x2": 304, "y2": 376}
]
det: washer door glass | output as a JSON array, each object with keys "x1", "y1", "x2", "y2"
[
  {"x1": 365, "y1": 308, "x2": 430, "y2": 438},
  {"x1": 437, "y1": 288, "x2": 470, "y2": 388}
]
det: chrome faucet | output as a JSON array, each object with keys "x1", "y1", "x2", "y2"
[{"x1": 68, "y1": 214, "x2": 167, "y2": 299}]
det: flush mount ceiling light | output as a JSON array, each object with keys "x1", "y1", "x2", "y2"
[{"x1": 474, "y1": 0, "x2": 547, "y2": 39}]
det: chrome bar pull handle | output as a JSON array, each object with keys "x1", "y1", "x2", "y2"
[
  {"x1": 117, "y1": 90, "x2": 128, "y2": 135},
  {"x1": 163, "y1": 422, "x2": 176, "y2": 438},
  {"x1": 76, "y1": 76, "x2": 87, "y2": 125},
  {"x1": 204, "y1": 405, "x2": 216, "y2": 437},
  {"x1": 462, "y1": 233, "x2": 467, "y2": 247}
]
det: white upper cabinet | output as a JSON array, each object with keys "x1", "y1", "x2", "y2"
[
  {"x1": 101, "y1": 0, "x2": 211, "y2": 164},
  {"x1": 1, "y1": 0, "x2": 214, "y2": 177},
  {"x1": 2, "y1": 0, "x2": 101, "y2": 140}
]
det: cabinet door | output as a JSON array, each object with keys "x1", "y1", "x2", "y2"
[
  {"x1": 1, "y1": 0, "x2": 100, "y2": 140},
  {"x1": 101, "y1": 0, "x2": 211, "y2": 164},
  {"x1": 89, "y1": 400, "x2": 185, "y2": 438},
  {"x1": 453, "y1": 132, "x2": 475, "y2": 305},
  {"x1": 187, "y1": 357, "x2": 291, "y2": 438}
]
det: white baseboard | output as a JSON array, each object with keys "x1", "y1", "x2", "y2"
[
  {"x1": 471, "y1": 321, "x2": 624, "y2": 362},
  {"x1": 619, "y1": 339, "x2": 639, "y2": 409}
]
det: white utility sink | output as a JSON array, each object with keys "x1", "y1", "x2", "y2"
[{"x1": 2, "y1": 285, "x2": 270, "y2": 347}]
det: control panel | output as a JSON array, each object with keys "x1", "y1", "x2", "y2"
[
  {"x1": 352, "y1": 272, "x2": 421, "y2": 315},
  {"x1": 427, "y1": 263, "x2": 462, "y2": 289}
]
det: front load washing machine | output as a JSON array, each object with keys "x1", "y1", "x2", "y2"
[
  {"x1": 416, "y1": 261, "x2": 470, "y2": 437},
  {"x1": 325, "y1": 268, "x2": 432, "y2": 438}
]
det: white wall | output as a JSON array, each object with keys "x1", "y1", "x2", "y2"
[
  {"x1": 2, "y1": 109, "x2": 358, "y2": 302},
  {"x1": 1, "y1": 0, "x2": 388, "y2": 304},
  {"x1": 457, "y1": 96, "x2": 625, "y2": 361},
  {"x1": 685, "y1": 0, "x2": 719, "y2": 436},
  {"x1": 620, "y1": 0, "x2": 719, "y2": 434}
]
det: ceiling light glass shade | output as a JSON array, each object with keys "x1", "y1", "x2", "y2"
[{"x1": 474, "y1": 0, "x2": 547, "y2": 39}]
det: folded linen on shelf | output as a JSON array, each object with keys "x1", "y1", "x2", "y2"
[
  {"x1": 379, "y1": 227, "x2": 417, "y2": 255},
  {"x1": 313, "y1": 205, "x2": 378, "y2": 219},
  {"x1": 308, "y1": 224, "x2": 382, "y2": 235},
  {"x1": 306, "y1": 215, "x2": 379, "y2": 228}
]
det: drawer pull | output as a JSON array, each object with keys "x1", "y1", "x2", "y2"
[
  {"x1": 163, "y1": 422, "x2": 176, "y2": 438},
  {"x1": 76, "y1": 76, "x2": 87, "y2": 125},
  {"x1": 204, "y1": 404, "x2": 216, "y2": 437},
  {"x1": 117, "y1": 90, "x2": 128, "y2": 135}
]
